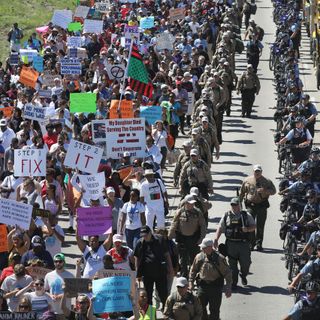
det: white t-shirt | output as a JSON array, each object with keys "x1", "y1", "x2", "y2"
[
  {"x1": 83, "y1": 245, "x2": 106, "y2": 279},
  {"x1": 44, "y1": 225, "x2": 64, "y2": 257},
  {"x1": 121, "y1": 201, "x2": 145, "y2": 230},
  {"x1": 0, "y1": 176, "x2": 23, "y2": 200},
  {"x1": 0, "y1": 128, "x2": 16, "y2": 150},
  {"x1": 140, "y1": 179, "x2": 166, "y2": 213},
  {"x1": 153, "y1": 130, "x2": 168, "y2": 149},
  {"x1": 24, "y1": 292, "x2": 53, "y2": 316},
  {"x1": 44, "y1": 270, "x2": 73, "y2": 314}
]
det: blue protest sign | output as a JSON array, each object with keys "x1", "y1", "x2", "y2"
[
  {"x1": 140, "y1": 106, "x2": 162, "y2": 125},
  {"x1": 33, "y1": 56, "x2": 43, "y2": 72},
  {"x1": 92, "y1": 276, "x2": 132, "y2": 313},
  {"x1": 61, "y1": 58, "x2": 81, "y2": 75},
  {"x1": 140, "y1": 16, "x2": 154, "y2": 29}
]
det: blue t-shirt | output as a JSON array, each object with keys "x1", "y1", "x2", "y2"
[{"x1": 21, "y1": 249, "x2": 54, "y2": 269}]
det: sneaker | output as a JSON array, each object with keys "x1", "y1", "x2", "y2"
[{"x1": 240, "y1": 275, "x2": 248, "y2": 286}]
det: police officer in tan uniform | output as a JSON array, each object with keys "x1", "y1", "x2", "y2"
[
  {"x1": 174, "y1": 140, "x2": 192, "y2": 187},
  {"x1": 191, "y1": 128, "x2": 212, "y2": 166},
  {"x1": 236, "y1": 64, "x2": 260, "y2": 118},
  {"x1": 163, "y1": 277, "x2": 202, "y2": 320},
  {"x1": 189, "y1": 238, "x2": 232, "y2": 320},
  {"x1": 239, "y1": 164, "x2": 276, "y2": 251},
  {"x1": 168, "y1": 194, "x2": 206, "y2": 278},
  {"x1": 179, "y1": 148, "x2": 213, "y2": 199}
]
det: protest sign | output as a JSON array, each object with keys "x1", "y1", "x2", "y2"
[
  {"x1": 19, "y1": 67, "x2": 39, "y2": 89},
  {"x1": 43, "y1": 73, "x2": 61, "y2": 87},
  {"x1": 70, "y1": 92, "x2": 96, "y2": 113},
  {"x1": 32, "y1": 208, "x2": 51, "y2": 218},
  {"x1": 187, "y1": 92, "x2": 194, "y2": 115},
  {"x1": 83, "y1": 19, "x2": 103, "y2": 34},
  {"x1": 0, "y1": 225, "x2": 8, "y2": 253},
  {"x1": 0, "y1": 312, "x2": 37, "y2": 320},
  {"x1": 74, "y1": 5, "x2": 90, "y2": 18},
  {"x1": 38, "y1": 89, "x2": 52, "y2": 99},
  {"x1": 105, "y1": 64, "x2": 126, "y2": 80},
  {"x1": 36, "y1": 25, "x2": 49, "y2": 34},
  {"x1": 140, "y1": 16, "x2": 154, "y2": 29},
  {"x1": 64, "y1": 278, "x2": 92, "y2": 297},
  {"x1": 76, "y1": 206, "x2": 112, "y2": 236},
  {"x1": 0, "y1": 199, "x2": 33, "y2": 230},
  {"x1": 118, "y1": 165, "x2": 133, "y2": 180},
  {"x1": 19, "y1": 49, "x2": 38, "y2": 63},
  {"x1": 0, "y1": 106, "x2": 14, "y2": 118},
  {"x1": 64, "y1": 139, "x2": 103, "y2": 174},
  {"x1": 140, "y1": 106, "x2": 162, "y2": 125},
  {"x1": 124, "y1": 25, "x2": 140, "y2": 49},
  {"x1": 61, "y1": 58, "x2": 81, "y2": 75},
  {"x1": 93, "y1": 276, "x2": 132, "y2": 314},
  {"x1": 32, "y1": 56, "x2": 43, "y2": 72},
  {"x1": 9, "y1": 53, "x2": 19, "y2": 65},
  {"x1": 23, "y1": 103, "x2": 46, "y2": 123},
  {"x1": 68, "y1": 22, "x2": 83, "y2": 32},
  {"x1": 169, "y1": 7, "x2": 185, "y2": 22},
  {"x1": 25, "y1": 266, "x2": 52, "y2": 279},
  {"x1": 78, "y1": 172, "x2": 105, "y2": 201},
  {"x1": 92, "y1": 120, "x2": 106, "y2": 142},
  {"x1": 67, "y1": 36, "x2": 82, "y2": 48},
  {"x1": 52, "y1": 9, "x2": 73, "y2": 29},
  {"x1": 119, "y1": 0, "x2": 137, "y2": 3},
  {"x1": 156, "y1": 33, "x2": 174, "y2": 51},
  {"x1": 105, "y1": 118, "x2": 146, "y2": 159},
  {"x1": 95, "y1": 1, "x2": 110, "y2": 12},
  {"x1": 109, "y1": 100, "x2": 134, "y2": 119},
  {"x1": 14, "y1": 148, "x2": 46, "y2": 177}
]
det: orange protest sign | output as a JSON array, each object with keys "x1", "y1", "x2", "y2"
[
  {"x1": 19, "y1": 66, "x2": 39, "y2": 89},
  {"x1": 109, "y1": 100, "x2": 134, "y2": 119},
  {"x1": 0, "y1": 225, "x2": 8, "y2": 253},
  {"x1": 118, "y1": 166, "x2": 133, "y2": 180},
  {"x1": 1, "y1": 106, "x2": 14, "y2": 118}
]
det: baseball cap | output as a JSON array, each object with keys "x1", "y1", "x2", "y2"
[
  {"x1": 123, "y1": 151, "x2": 131, "y2": 157},
  {"x1": 106, "y1": 186, "x2": 115, "y2": 194},
  {"x1": 31, "y1": 235, "x2": 43, "y2": 247},
  {"x1": 230, "y1": 197, "x2": 240, "y2": 205},
  {"x1": 124, "y1": 90, "x2": 132, "y2": 95},
  {"x1": 53, "y1": 253, "x2": 65, "y2": 262},
  {"x1": 0, "y1": 119, "x2": 7, "y2": 126},
  {"x1": 200, "y1": 106, "x2": 208, "y2": 111},
  {"x1": 190, "y1": 187, "x2": 199, "y2": 196},
  {"x1": 202, "y1": 116, "x2": 209, "y2": 122},
  {"x1": 199, "y1": 238, "x2": 214, "y2": 249},
  {"x1": 182, "y1": 140, "x2": 192, "y2": 147},
  {"x1": 190, "y1": 149, "x2": 198, "y2": 156},
  {"x1": 176, "y1": 277, "x2": 188, "y2": 287},
  {"x1": 144, "y1": 169, "x2": 154, "y2": 176},
  {"x1": 140, "y1": 225, "x2": 151, "y2": 236},
  {"x1": 161, "y1": 84, "x2": 169, "y2": 90},
  {"x1": 253, "y1": 164, "x2": 262, "y2": 172},
  {"x1": 184, "y1": 194, "x2": 196, "y2": 204},
  {"x1": 191, "y1": 128, "x2": 199, "y2": 135},
  {"x1": 113, "y1": 234, "x2": 124, "y2": 243},
  {"x1": 183, "y1": 72, "x2": 192, "y2": 78}
]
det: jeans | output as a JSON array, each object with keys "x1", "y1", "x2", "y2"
[{"x1": 125, "y1": 228, "x2": 141, "y2": 250}]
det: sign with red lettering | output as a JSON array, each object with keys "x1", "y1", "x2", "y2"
[
  {"x1": 14, "y1": 149, "x2": 46, "y2": 177},
  {"x1": 64, "y1": 139, "x2": 103, "y2": 174}
]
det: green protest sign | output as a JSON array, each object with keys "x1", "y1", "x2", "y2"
[
  {"x1": 70, "y1": 93, "x2": 96, "y2": 113},
  {"x1": 68, "y1": 22, "x2": 82, "y2": 32}
]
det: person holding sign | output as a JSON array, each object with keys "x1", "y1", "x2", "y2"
[{"x1": 152, "y1": 121, "x2": 169, "y2": 171}]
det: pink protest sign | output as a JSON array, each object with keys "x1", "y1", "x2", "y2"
[
  {"x1": 36, "y1": 26, "x2": 49, "y2": 34},
  {"x1": 76, "y1": 207, "x2": 112, "y2": 236}
]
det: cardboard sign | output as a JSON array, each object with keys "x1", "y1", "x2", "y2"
[
  {"x1": 140, "y1": 106, "x2": 162, "y2": 125},
  {"x1": 109, "y1": 100, "x2": 134, "y2": 119},
  {"x1": 70, "y1": 92, "x2": 96, "y2": 113},
  {"x1": 25, "y1": 266, "x2": 52, "y2": 279},
  {"x1": 187, "y1": 92, "x2": 194, "y2": 115},
  {"x1": 96, "y1": 269, "x2": 136, "y2": 292},
  {"x1": 76, "y1": 206, "x2": 112, "y2": 236},
  {"x1": 32, "y1": 208, "x2": 51, "y2": 218},
  {"x1": 64, "y1": 139, "x2": 103, "y2": 174},
  {"x1": 61, "y1": 58, "x2": 81, "y2": 75},
  {"x1": 105, "y1": 64, "x2": 126, "y2": 80},
  {"x1": 92, "y1": 120, "x2": 107, "y2": 142},
  {"x1": 36, "y1": 25, "x2": 49, "y2": 34},
  {"x1": 43, "y1": 73, "x2": 61, "y2": 87},
  {"x1": 0, "y1": 225, "x2": 8, "y2": 253},
  {"x1": 156, "y1": 33, "x2": 174, "y2": 51},
  {"x1": 78, "y1": 172, "x2": 105, "y2": 201},
  {"x1": 14, "y1": 149, "x2": 46, "y2": 177},
  {"x1": 0, "y1": 199, "x2": 33, "y2": 230},
  {"x1": 105, "y1": 118, "x2": 146, "y2": 159},
  {"x1": 118, "y1": 165, "x2": 133, "y2": 180},
  {"x1": 140, "y1": 17, "x2": 154, "y2": 29},
  {"x1": 68, "y1": 22, "x2": 83, "y2": 32},
  {"x1": 93, "y1": 276, "x2": 132, "y2": 313},
  {"x1": 0, "y1": 312, "x2": 38, "y2": 320},
  {"x1": 83, "y1": 19, "x2": 103, "y2": 34},
  {"x1": 23, "y1": 103, "x2": 46, "y2": 123},
  {"x1": 19, "y1": 49, "x2": 38, "y2": 63},
  {"x1": 38, "y1": 89, "x2": 52, "y2": 98},
  {"x1": 19, "y1": 66, "x2": 39, "y2": 89},
  {"x1": 52, "y1": 9, "x2": 73, "y2": 29},
  {"x1": 67, "y1": 36, "x2": 82, "y2": 48},
  {"x1": 169, "y1": 7, "x2": 185, "y2": 22},
  {"x1": 0, "y1": 106, "x2": 14, "y2": 118},
  {"x1": 32, "y1": 55, "x2": 43, "y2": 72},
  {"x1": 124, "y1": 25, "x2": 140, "y2": 49},
  {"x1": 10, "y1": 53, "x2": 19, "y2": 65},
  {"x1": 64, "y1": 278, "x2": 91, "y2": 297},
  {"x1": 74, "y1": 5, "x2": 90, "y2": 18},
  {"x1": 95, "y1": 1, "x2": 110, "y2": 12}
]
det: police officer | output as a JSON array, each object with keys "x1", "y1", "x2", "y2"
[
  {"x1": 298, "y1": 94, "x2": 318, "y2": 137},
  {"x1": 214, "y1": 198, "x2": 256, "y2": 289},
  {"x1": 239, "y1": 164, "x2": 276, "y2": 251},
  {"x1": 189, "y1": 238, "x2": 232, "y2": 320},
  {"x1": 236, "y1": 64, "x2": 260, "y2": 118},
  {"x1": 168, "y1": 194, "x2": 206, "y2": 278},
  {"x1": 296, "y1": 147, "x2": 320, "y2": 183},
  {"x1": 246, "y1": 34, "x2": 263, "y2": 73},
  {"x1": 163, "y1": 277, "x2": 202, "y2": 320},
  {"x1": 191, "y1": 128, "x2": 212, "y2": 166},
  {"x1": 174, "y1": 140, "x2": 192, "y2": 187},
  {"x1": 179, "y1": 148, "x2": 213, "y2": 199}
]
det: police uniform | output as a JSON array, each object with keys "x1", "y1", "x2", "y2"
[
  {"x1": 174, "y1": 151, "x2": 191, "y2": 186},
  {"x1": 198, "y1": 125, "x2": 219, "y2": 154},
  {"x1": 288, "y1": 296, "x2": 320, "y2": 320},
  {"x1": 189, "y1": 250, "x2": 232, "y2": 320},
  {"x1": 191, "y1": 136, "x2": 212, "y2": 166},
  {"x1": 168, "y1": 206, "x2": 206, "y2": 278}
]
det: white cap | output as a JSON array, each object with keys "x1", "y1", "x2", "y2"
[
  {"x1": 191, "y1": 128, "x2": 199, "y2": 135},
  {"x1": 123, "y1": 151, "x2": 131, "y2": 157},
  {"x1": 106, "y1": 186, "x2": 115, "y2": 194},
  {"x1": 253, "y1": 164, "x2": 262, "y2": 171},
  {"x1": 176, "y1": 277, "x2": 188, "y2": 287},
  {"x1": 202, "y1": 116, "x2": 209, "y2": 122},
  {"x1": 183, "y1": 72, "x2": 192, "y2": 78},
  {"x1": 144, "y1": 169, "x2": 154, "y2": 175},
  {"x1": 113, "y1": 234, "x2": 124, "y2": 243},
  {"x1": 190, "y1": 187, "x2": 199, "y2": 196},
  {"x1": 0, "y1": 119, "x2": 7, "y2": 126},
  {"x1": 161, "y1": 84, "x2": 168, "y2": 90},
  {"x1": 184, "y1": 194, "x2": 196, "y2": 204},
  {"x1": 190, "y1": 149, "x2": 198, "y2": 156},
  {"x1": 182, "y1": 140, "x2": 192, "y2": 147},
  {"x1": 199, "y1": 238, "x2": 214, "y2": 249}
]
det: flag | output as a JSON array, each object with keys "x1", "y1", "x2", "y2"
[{"x1": 127, "y1": 44, "x2": 153, "y2": 99}]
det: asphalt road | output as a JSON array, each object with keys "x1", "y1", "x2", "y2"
[{"x1": 58, "y1": 1, "x2": 320, "y2": 318}]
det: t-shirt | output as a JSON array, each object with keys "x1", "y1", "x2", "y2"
[
  {"x1": 140, "y1": 179, "x2": 166, "y2": 213},
  {"x1": 83, "y1": 245, "x2": 107, "y2": 279},
  {"x1": 44, "y1": 269, "x2": 73, "y2": 314},
  {"x1": 1, "y1": 274, "x2": 33, "y2": 311},
  {"x1": 44, "y1": 225, "x2": 64, "y2": 257},
  {"x1": 24, "y1": 292, "x2": 53, "y2": 316},
  {"x1": 21, "y1": 249, "x2": 54, "y2": 269},
  {"x1": 121, "y1": 201, "x2": 145, "y2": 230},
  {"x1": 107, "y1": 246, "x2": 133, "y2": 271}
]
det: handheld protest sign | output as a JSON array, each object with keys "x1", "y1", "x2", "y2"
[
  {"x1": 25, "y1": 266, "x2": 52, "y2": 280},
  {"x1": 0, "y1": 225, "x2": 8, "y2": 253},
  {"x1": 14, "y1": 149, "x2": 46, "y2": 177},
  {"x1": 64, "y1": 278, "x2": 92, "y2": 297}
]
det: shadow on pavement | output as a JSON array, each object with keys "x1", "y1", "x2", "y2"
[
  {"x1": 235, "y1": 285, "x2": 289, "y2": 295},
  {"x1": 214, "y1": 171, "x2": 248, "y2": 177},
  {"x1": 219, "y1": 152, "x2": 247, "y2": 157},
  {"x1": 223, "y1": 129, "x2": 254, "y2": 133},
  {"x1": 215, "y1": 160, "x2": 252, "y2": 166},
  {"x1": 214, "y1": 178, "x2": 243, "y2": 185},
  {"x1": 223, "y1": 140, "x2": 256, "y2": 145},
  {"x1": 254, "y1": 247, "x2": 283, "y2": 254}
]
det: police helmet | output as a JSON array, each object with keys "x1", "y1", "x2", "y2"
[
  {"x1": 306, "y1": 281, "x2": 319, "y2": 292},
  {"x1": 294, "y1": 116, "x2": 305, "y2": 123},
  {"x1": 289, "y1": 105, "x2": 298, "y2": 112},
  {"x1": 311, "y1": 147, "x2": 320, "y2": 154},
  {"x1": 295, "y1": 181, "x2": 306, "y2": 193},
  {"x1": 306, "y1": 189, "x2": 317, "y2": 198}
]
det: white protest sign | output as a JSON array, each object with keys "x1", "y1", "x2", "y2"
[
  {"x1": 19, "y1": 49, "x2": 38, "y2": 63},
  {"x1": 83, "y1": 19, "x2": 103, "y2": 34},
  {"x1": 105, "y1": 64, "x2": 126, "y2": 80},
  {"x1": 156, "y1": 33, "x2": 174, "y2": 51},
  {"x1": 14, "y1": 149, "x2": 47, "y2": 177},
  {"x1": 124, "y1": 26, "x2": 140, "y2": 49},
  {"x1": 78, "y1": 172, "x2": 106, "y2": 200},
  {"x1": 187, "y1": 92, "x2": 194, "y2": 115},
  {"x1": 38, "y1": 89, "x2": 52, "y2": 99},
  {"x1": 24, "y1": 103, "x2": 46, "y2": 123},
  {"x1": 95, "y1": 1, "x2": 110, "y2": 12},
  {"x1": 0, "y1": 199, "x2": 33, "y2": 230},
  {"x1": 45, "y1": 105, "x2": 56, "y2": 118},
  {"x1": 61, "y1": 58, "x2": 82, "y2": 75},
  {"x1": 43, "y1": 73, "x2": 61, "y2": 87},
  {"x1": 105, "y1": 118, "x2": 146, "y2": 159},
  {"x1": 52, "y1": 10, "x2": 73, "y2": 29},
  {"x1": 64, "y1": 139, "x2": 103, "y2": 174},
  {"x1": 74, "y1": 6, "x2": 90, "y2": 18},
  {"x1": 67, "y1": 36, "x2": 82, "y2": 48}
]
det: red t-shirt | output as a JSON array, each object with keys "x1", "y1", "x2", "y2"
[
  {"x1": 0, "y1": 265, "x2": 14, "y2": 283},
  {"x1": 43, "y1": 133, "x2": 58, "y2": 149}
]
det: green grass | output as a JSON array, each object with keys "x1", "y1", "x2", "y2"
[{"x1": 0, "y1": 0, "x2": 76, "y2": 63}]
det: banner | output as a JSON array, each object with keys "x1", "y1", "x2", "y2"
[
  {"x1": 83, "y1": 19, "x2": 103, "y2": 34},
  {"x1": 64, "y1": 139, "x2": 103, "y2": 174},
  {"x1": 0, "y1": 199, "x2": 33, "y2": 230},
  {"x1": 92, "y1": 276, "x2": 132, "y2": 314},
  {"x1": 52, "y1": 9, "x2": 73, "y2": 29},
  {"x1": 105, "y1": 64, "x2": 126, "y2": 80},
  {"x1": 32, "y1": 56, "x2": 43, "y2": 72},
  {"x1": 74, "y1": 5, "x2": 90, "y2": 18},
  {"x1": 70, "y1": 92, "x2": 96, "y2": 113},
  {"x1": 32, "y1": 208, "x2": 51, "y2": 218},
  {"x1": 67, "y1": 36, "x2": 82, "y2": 48},
  {"x1": 61, "y1": 58, "x2": 81, "y2": 75},
  {"x1": 105, "y1": 118, "x2": 146, "y2": 159},
  {"x1": 140, "y1": 106, "x2": 162, "y2": 125},
  {"x1": 25, "y1": 266, "x2": 52, "y2": 279},
  {"x1": 169, "y1": 7, "x2": 185, "y2": 22},
  {"x1": 76, "y1": 206, "x2": 112, "y2": 236},
  {"x1": 23, "y1": 103, "x2": 46, "y2": 123},
  {"x1": 109, "y1": 100, "x2": 134, "y2": 119},
  {"x1": 64, "y1": 278, "x2": 91, "y2": 297},
  {"x1": 78, "y1": 172, "x2": 105, "y2": 201},
  {"x1": 139, "y1": 17, "x2": 154, "y2": 29},
  {"x1": 68, "y1": 22, "x2": 83, "y2": 32},
  {"x1": 0, "y1": 312, "x2": 37, "y2": 320},
  {"x1": 14, "y1": 149, "x2": 46, "y2": 177},
  {"x1": 19, "y1": 66, "x2": 39, "y2": 89},
  {"x1": 0, "y1": 225, "x2": 8, "y2": 253},
  {"x1": 92, "y1": 120, "x2": 107, "y2": 142}
]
